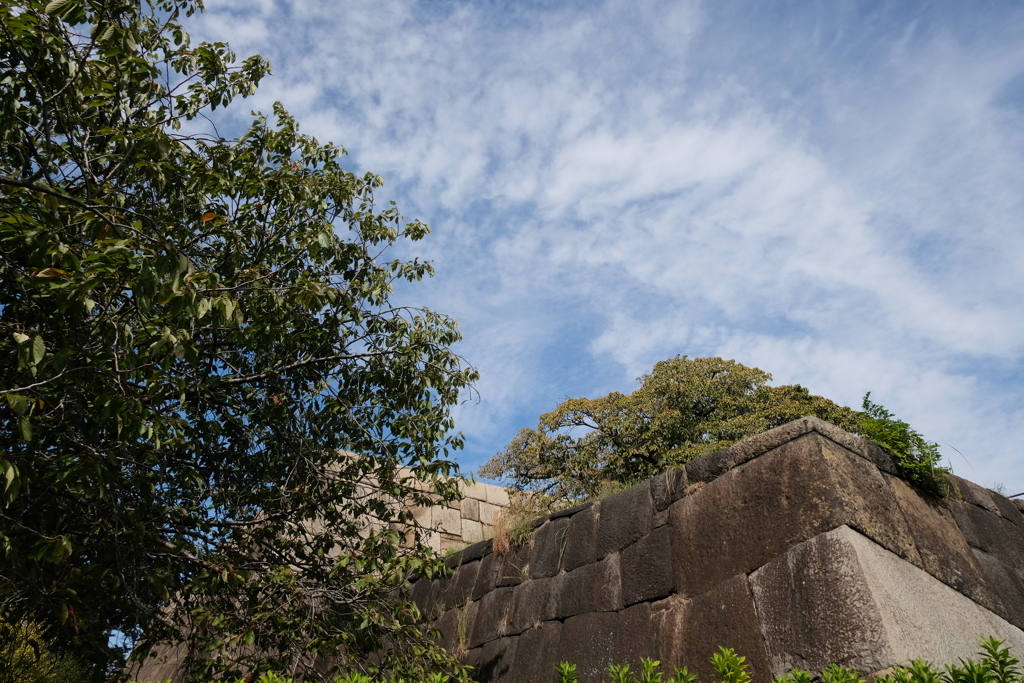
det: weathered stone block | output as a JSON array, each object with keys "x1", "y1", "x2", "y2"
[
  {"x1": 462, "y1": 518, "x2": 486, "y2": 544},
  {"x1": 479, "y1": 501, "x2": 502, "y2": 526},
  {"x1": 509, "y1": 577, "x2": 555, "y2": 635},
  {"x1": 558, "y1": 603, "x2": 657, "y2": 683},
  {"x1": 445, "y1": 560, "x2": 481, "y2": 610},
  {"x1": 531, "y1": 517, "x2": 570, "y2": 579},
  {"x1": 621, "y1": 523, "x2": 674, "y2": 606},
  {"x1": 750, "y1": 525, "x2": 1024, "y2": 677},
  {"x1": 463, "y1": 497, "x2": 481, "y2": 522},
  {"x1": 885, "y1": 475, "x2": 999, "y2": 611},
  {"x1": 950, "y1": 500, "x2": 1024, "y2": 572},
  {"x1": 670, "y1": 432, "x2": 917, "y2": 598},
  {"x1": 435, "y1": 506, "x2": 462, "y2": 535},
  {"x1": 548, "y1": 500, "x2": 593, "y2": 521},
  {"x1": 410, "y1": 578, "x2": 432, "y2": 616},
  {"x1": 686, "y1": 448, "x2": 735, "y2": 485},
  {"x1": 651, "y1": 467, "x2": 688, "y2": 512},
  {"x1": 511, "y1": 621, "x2": 563, "y2": 683},
  {"x1": 473, "y1": 552, "x2": 502, "y2": 601},
  {"x1": 474, "y1": 635, "x2": 519, "y2": 683},
  {"x1": 552, "y1": 554, "x2": 623, "y2": 619},
  {"x1": 597, "y1": 480, "x2": 653, "y2": 558},
  {"x1": 562, "y1": 504, "x2": 598, "y2": 571},
  {"x1": 485, "y1": 486, "x2": 511, "y2": 507},
  {"x1": 496, "y1": 541, "x2": 532, "y2": 587},
  {"x1": 654, "y1": 575, "x2": 772, "y2": 683},
  {"x1": 991, "y1": 492, "x2": 1024, "y2": 527},
  {"x1": 426, "y1": 576, "x2": 450, "y2": 619},
  {"x1": 471, "y1": 586, "x2": 515, "y2": 648},
  {"x1": 952, "y1": 476, "x2": 1001, "y2": 514},
  {"x1": 971, "y1": 548, "x2": 1024, "y2": 629}
]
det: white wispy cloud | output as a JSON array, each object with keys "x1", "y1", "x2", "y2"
[{"x1": 193, "y1": 0, "x2": 1024, "y2": 492}]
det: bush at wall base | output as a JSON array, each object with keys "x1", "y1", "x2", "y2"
[{"x1": 131, "y1": 636, "x2": 1021, "y2": 683}]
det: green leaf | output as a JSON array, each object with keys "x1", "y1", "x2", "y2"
[
  {"x1": 31, "y1": 335, "x2": 45, "y2": 366},
  {"x1": 43, "y1": 0, "x2": 71, "y2": 15}
]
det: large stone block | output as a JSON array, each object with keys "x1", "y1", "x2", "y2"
[
  {"x1": 462, "y1": 518, "x2": 486, "y2": 544},
  {"x1": 479, "y1": 501, "x2": 502, "y2": 526},
  {"x1": 552, "y1": 553, "x2": 623, "y2": 619},
  {"x1": 750, "y1": 525, "x2": 1024, "y2": 677},
  {"x1": 971, "y1": 548, "x2": 1024, "y2": 629},
  {"x1": 445, "y1": 560, "x2": 481, "y2": 610},
  {"x1": 670, "y1": 432, "x2": 917, "y2": 598},
  {"x1": 473, "y1": 635, "x2": 519, "y2": 683},
  {"x1": 463, "y1": 497, "x2": 481, "y2": 522},
  {"x1": 558, "y1": 603, "x2": 658, "y2": 683},
  {"x1": 597, "y1": 481, "x2": 653, "y2": 558},
  {"x1": 435, "y1": 506, "x2": 462, "y2": 535},
  {"x1": 562, "y1": 504, "x2": 599, "y2": 571},
  {"x1": 952, "y1": 476, "x2": 1001, "y2": 514},
  {"x1": 511, "y1": 621, "x2": 564, "y2": 683},
  {"x1": 992, "y1": 492, "x2": 1024, "y2": 527},
  {"x1": 685, "y1": 448, "x2": 735, "y2": 485},
  {"x1": 651, "y1": 467, "x2": 688, "y2": 512},
  {"x1": 885, "y1": 475, "x2": 999, "y2": 611},
  {"x1": 471, "y1": 586, "x2": 515, "y2": 648},
  {"x1": 621, "y1": 523, "x2": 674, "y2": 606},
  {"x1": 531, "y1": 517, "x2": 570, "y2": 579},
  {"x1": 950, "y1": 500, "x2": 1024, "y2": 573},
  {"x1": 509, "y1": 577, "x2": 555, "y2": 635},
  {"x1": 653, "y1": 575, "x2": 772, "y2": 683},
  {"x1": 473, "y1": 551, "x2": 502, "y2": 600},
  {"x1": 496, "y1": 541, "x2": 532, "y2": 587}
]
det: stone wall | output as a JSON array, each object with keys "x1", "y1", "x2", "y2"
[
  {"x1": 415, "y1": 417, "x2": 1024, "y2": 683},
  {"x1": 412, "y1": 478, "x2": 513, "y2": 553}
]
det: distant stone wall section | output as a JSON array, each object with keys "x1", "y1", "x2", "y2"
[
  {"x1": 412, "y1": 479, "x2": 512, "y2": 553},
  {"x1": 414, "y1": 417, "x2": 1024, "y2": 683}
]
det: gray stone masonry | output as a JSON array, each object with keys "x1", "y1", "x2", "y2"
[{"x1": 423, "y1": 417, "x2": 1024, "y2": 683}]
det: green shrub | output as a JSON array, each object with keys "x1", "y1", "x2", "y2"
[{"x1": 857, "y1": 393, "x2": 950, "y2": 495}]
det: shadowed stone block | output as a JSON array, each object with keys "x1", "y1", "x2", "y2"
[
  {"x1": 411, "y1": 578, "x2": 432, "y2": 616},
  {"x1": 653, "y1": 576, "x2": 772, "y2": 683},
  {"x1": 426, "y1": 576, "x2": 450, "y2": 619},
  {"x1": 531, "y1": 517, "x2": 570, "y2": 579},
  {"x1": 598, "y1": 480, "x2": 653, "y2": 558},
  {"x1": 992, "y1": 492, "x2": 1024, "y2": 527},
  {"x1": 552, "y1": 553, "x2": 623, "y2": 619},
  {"x1": 952, "y1": 476, "x2": 1001, "y2": 514},
  {"x1": 446, "y1": 560, "x2": 481, "y2": 610},
  {"x1": 670, "y1": 432, "x2": 918, "y2": 598},
  {"x1": 473, "y1": 551, "x2": 502, "y2": 600},
  {"x1": 750, "y1": 525, "x2": 1024, "y2": 677},
  {"x1": 496, "y1": 541, "x2": 532, "y2": 587},
  {"x1": 621, "y1": 523, "x2": 674, "y2": 606},
  {"x1": 558, "y1": 603, "x2": 657, "y2": 683},
  {"x1": 509, "y1": 577, "x2": 555, "y2": 635},
  {"x1": 562, "y1": 504, "x2": 598, "y2": 571},
  {"x1": 951, "y1": 501, "x2": 1024, "y2": 573},
  {"x1": 473, "y1": 635, "x2": 519, "y2": 683},
  {"x1": 885, "y1": 475, "x2": 999, "y2": 611},
  {"x1": 471, "y1": 586, "x2": 515, "y2": 648},
  {"x1": 511, "y1": 621, "x2": 563, "y2": 683},
  {"x1": 971, "y1": 548, "x2": 1024, "y2": 629}
]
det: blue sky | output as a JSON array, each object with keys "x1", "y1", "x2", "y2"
[{"x1": 192, "y1": 0, "x2": 1024, "y2": 493}]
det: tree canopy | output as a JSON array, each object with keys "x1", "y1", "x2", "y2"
[
  {"x1": 479, "y1": 356, "x2": 861, "y2": 506},
  {"x1": 0, "y1": 0, "x2": 475, "y2": 680}
]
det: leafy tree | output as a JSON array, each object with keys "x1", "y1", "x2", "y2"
[
  {"x1": 0, "y1": 0, "x2": 475, "y2": 680},
  {"x1": 479, "y1": 356, "x2": 860, "y2": 506},
  {"x1": 0, "y1": 616, "x2": 87, "y2": 683}
]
